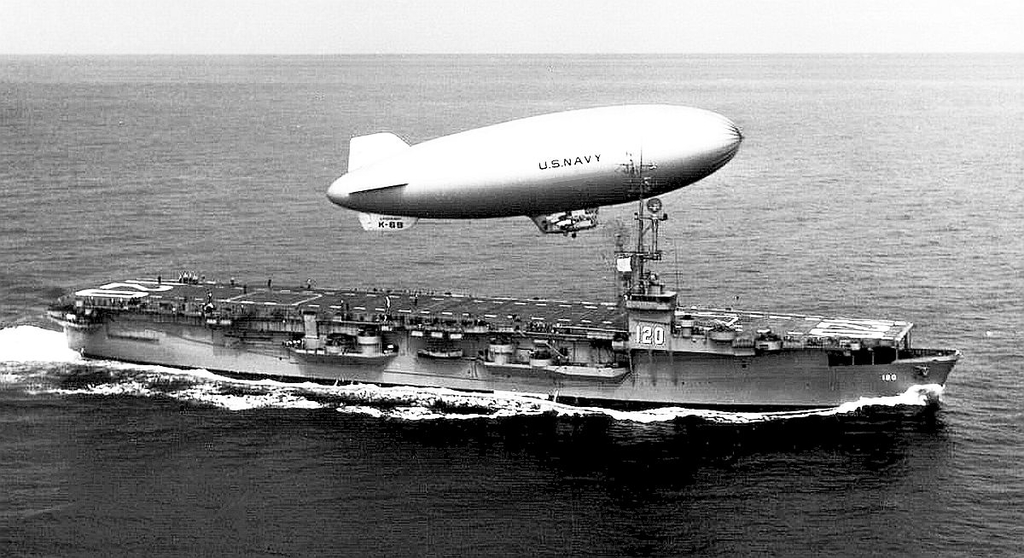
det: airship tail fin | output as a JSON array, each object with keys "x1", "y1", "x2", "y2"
[
  {"x1": 348, "y1": 133, "x2": 410, "y2": 172},
  {"x1": 358, "y1": 212, "x2": 419, "y2": 232}
]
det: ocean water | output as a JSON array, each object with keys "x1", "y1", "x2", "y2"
[{"x1": 1, "y1": 54, "x2": 1022, "y2": 556}]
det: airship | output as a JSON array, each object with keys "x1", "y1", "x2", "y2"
[{"x1": 327, "y1": 104, "x2": 742, "y2": 235}]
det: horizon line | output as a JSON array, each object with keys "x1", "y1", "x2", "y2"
[{"x1": 2, "y1": 51, "x2": 1021, "y2": 56}]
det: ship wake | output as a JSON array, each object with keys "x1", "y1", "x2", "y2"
[{"x1": 2, "y1": 325, "x2": 944, "y2": 424}]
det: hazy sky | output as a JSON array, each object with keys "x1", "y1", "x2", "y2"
[{"x1": 2, "y1": 0, "x2": 1021, "y2": 54}]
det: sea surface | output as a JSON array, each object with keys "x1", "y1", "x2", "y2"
[{"x1": 1, "y1": 54, "x2": 1022, "y2": 556}]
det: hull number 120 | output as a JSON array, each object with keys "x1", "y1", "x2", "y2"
[{"x1": 635, "y1": 324, "x2": 666, "y2": 347}]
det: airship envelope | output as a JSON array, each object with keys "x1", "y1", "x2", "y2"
[{"x1": 328, "y1": 104, "x2": 742, "y2": 234}]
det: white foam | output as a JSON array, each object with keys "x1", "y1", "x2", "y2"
[
  {"x1": 323, "y1": 384, "x2": 941, "y2": 424},
  {"x1": 53, "y1": 380, "x2": 157, "y2": 398},
  {"x1": 24, "y1": 350, "x2": 945, "y2": 422},
  {"x1": 831, "y1": 384, "x2": 944, "y2": 414},
  {"x1": 48, "y1": 372, "x2": 325, "y2": 411},
  {"x1": 0, "y1": 326, "x2": 81, "y2": 363},
  {"x1": 169, "y1": 383, "x2": 325, "y2": 411},
  {"x1": 337, "y1": 405, "x2": 384, "y2": 418}
]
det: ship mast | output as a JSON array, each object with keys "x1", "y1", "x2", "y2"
[{"x1": 617, "y1": 154, "x2": 668, "y2": 298}]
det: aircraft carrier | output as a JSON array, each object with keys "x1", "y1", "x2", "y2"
[{"x1": 47, "y1": 200, "x2": 960, "y2": 409}]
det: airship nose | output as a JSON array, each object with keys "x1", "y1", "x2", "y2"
[
  {"x1": 707, "y1": 116, "x2": 743, "y2": 172},
  {"x1": 727, "y1": 120, "x2": 743, "y2": 147}
]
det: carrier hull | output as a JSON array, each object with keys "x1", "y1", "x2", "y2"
[{"x1": 49, "y1": 279, "x2": 959, "y2": 410}]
